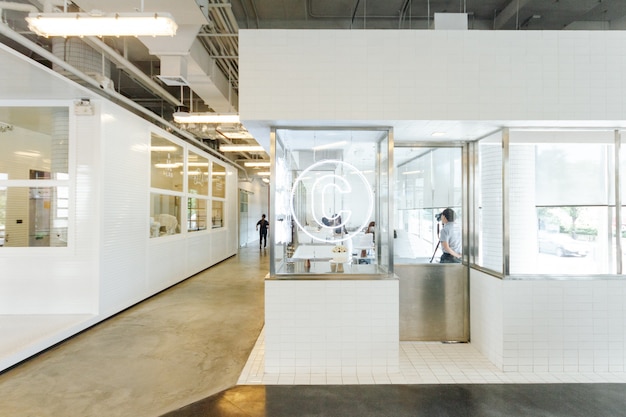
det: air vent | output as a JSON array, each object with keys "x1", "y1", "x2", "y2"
[{"x1": 156, "y1": 75, "x2": 189, "y2": 86}]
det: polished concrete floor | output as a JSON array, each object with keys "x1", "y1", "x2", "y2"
[
  {"x1": 2, "y1": 245, "x2": 626, "y2": 417},
  {"x1": 0, "y1": 245, "x2": 267, "y2": 417}
]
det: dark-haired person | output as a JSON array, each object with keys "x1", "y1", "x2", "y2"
[
  {"x1": 256, "y1": 214, "x2": 269, "y2": 249},
  {"x1": 439, "y1": 208, "x2": 461, "y2": 263}
]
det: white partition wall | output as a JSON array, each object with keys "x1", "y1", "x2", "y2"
[
  {"x1": 0, "y1": 44, "x2": 239, "y2": 371},
  {"x1": 240, "y1": 30, "x2": 626, "y2": 146}
]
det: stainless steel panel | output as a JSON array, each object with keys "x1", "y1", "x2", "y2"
[{"x1": 396, "y1": 264, "x2": 469, "y2": 342}]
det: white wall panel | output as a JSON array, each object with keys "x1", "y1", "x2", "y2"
[
  {"x1": 240, "y1": 30, "x2": 626, "y2": 128},
  {"x1": 469, "y1": 269, "x2": 504, "y2": 369},
  {"x1": 99, "y1": 101, "x2": 150, "y2": 315},
  {"x1": 148, "y1": 237, "x2": 188, "y2": 294},
  {"x1": 0, "y1": 46, "x2": 240, "y2": 370}
]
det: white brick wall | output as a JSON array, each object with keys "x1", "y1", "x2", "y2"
[
  {"x1": 471, "y1": 271, "x2": 626, "y2": 373},
  {"x1": 479, "y1": 142, "x2": 503, "y2": 272},
  {"x1": 265, "y1": 279, "x2": 399, "y2": 374}
]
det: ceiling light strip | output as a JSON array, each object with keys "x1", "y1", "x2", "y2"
[
  {"x1": 173, "y1": 112, "x2": 240, "y2": 124},
  {"x1": 26, "y1": 12, "x2": 178, "y2": 37}
]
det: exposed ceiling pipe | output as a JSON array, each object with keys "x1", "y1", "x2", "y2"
[
  {"x1": 494, "y1": 0, "x2": 532, "y2": 29},
  {"x1": 81, "y1": 36, "x2": 181, "y2": 106},
  {"x1": 0, "y1": 2, "x2": 37, "y2": 13},
  {"x1": 0, "y1": 20, "x2": 250, "y2": 181}
]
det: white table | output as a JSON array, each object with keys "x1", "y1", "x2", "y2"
[{"x1": 292, "y1": 245, "x2": 335, "y2": 260}]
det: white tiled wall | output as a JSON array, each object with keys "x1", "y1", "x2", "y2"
[
  {"x1": 471, "y1": 270, "x2": 626, "y2": 373},
  {"x1": 240, "y1": 30, "x2": 626, "y2": 147},
  {"x1": 265, "y1": 279, "x2": 399, "y2": 374},
  {"x1": 469, "y1": 269, "x2": 504, "y2": 369}
]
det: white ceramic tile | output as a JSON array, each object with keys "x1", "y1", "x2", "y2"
[{"x1": 239, "y1": 327, "x2": 626, "y2": 386}]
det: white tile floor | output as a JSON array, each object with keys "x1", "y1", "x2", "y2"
[{"x1": 238, "y1": 328, "x2": 626, "y2": 385}]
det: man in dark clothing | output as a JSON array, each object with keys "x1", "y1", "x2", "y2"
[{"x1": 256, "y1": 214, "x2": 269, "y2": 249}]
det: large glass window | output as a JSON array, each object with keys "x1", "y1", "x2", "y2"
[
  {"x1": 150, "y1": 134, "x2": 183, "y2": 191},
  {"x1": 509, "y1": 130, "x2": 615, "y2": 275},
  {"x1": 271, "y1": 128, "x2": 391, "y2": 276},
  {"x1": 187, "y1": 197, "x2": 208, "y2": 232},
  {"x1": 394, "y1": 147, "x2": 463, "y2": 264},
  {"x1": 187, "y1": 151, "x2": 209, "y2": 233},
  {"x1": 212, "y1": 200, "x2": 223, "y2": 228},
  {"x1": 188, "y1": 151, "x2": 209, "y2": 196},
  {"x1": 0, "y1": 107, "x2": 69, "y2": 247},
  {"x1": 211, "y1": 162, "x2": 226, "y2": 229},
  {"x1": 150, "y1": 194, "x2": 181, "y2": 237},
  {"x1": 211, "y1": 162, "x2": 226, "y2": 198},
  {"x1": 150, "y1": 134, "x2": 183, "y2": 237}
]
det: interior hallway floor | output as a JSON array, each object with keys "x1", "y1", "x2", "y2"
[{"x1": 2, "y1": 245, "x2": 626, "y2": 417}]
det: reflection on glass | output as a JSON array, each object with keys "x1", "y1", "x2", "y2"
[
  {"x1": 151, "y1": 134, "x2": 183, "y2": 191},
  {"x1": 393, "y1": 147, "x2": 463, "y2": 264},
  {"x1": 212, "y1": 200, "x2": 223, "y2": 228},
  {"x1": 150, "y1": 193, "x2": 181, "y2": 237},
  {"x1": 272, "y1": 128, "x2": 389, "y2": 276},
  {"x1": 534, "y1": 206, "x2": 614, "y2": 274},
  {"x1": 508, "y1": 137, "x2": 615, "y2": 274},
  {"x1": 188, "y1": 151, "x2": 209, "y2": 196},
  {"x1": 212, "y1": 163, "x2": 226, "y2": 198},
  {"x1": 0, "y1": 186, "x2": 68, "y2": 247},
  {"x1": 187, "y1": 198, "x2": 208, "y2": 232},
  {"x1": 0, "y1": 107, "x2": 69, "y2": 180}
]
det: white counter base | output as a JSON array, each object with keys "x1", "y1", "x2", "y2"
[{"x1": 265, "y1": 279, "x2": 399, "y2": 374}]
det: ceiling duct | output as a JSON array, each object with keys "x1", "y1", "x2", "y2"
[
  {"x1": 143, "y1": 26, "x2": 239, "y2": 112},
  {"x1": 71, "y1": 0, "x2": 238, "y2": 112}
]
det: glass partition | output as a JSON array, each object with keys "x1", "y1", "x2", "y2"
[
  {"x1": 509, "y1": 130, "x2": 616, "y2": 275},
  {"x1": 150, "y1": 134, "x2": 183, "y2": 237},
  {"x1": 188, "y1": 151, "x2": 209, "y2": 196},
  {"x1": 0, "y1": 107, "x2": 69, "y2": 247},
  {"x1": 211, "y1": 162, "x2": 226, "y2": 198},
  {"x1": 150, "y1": 134, "x2": 183, "y2": 191},
  {"x1": 393, "y1": 146, "x2": 463, "y2": 264},
  {"x1": 271, "y1": 127, "x2": 391, "y2": 277}
]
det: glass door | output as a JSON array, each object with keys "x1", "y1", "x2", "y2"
[{"x1": 394, "y1": 144, "x2": 468, "y2": 342}]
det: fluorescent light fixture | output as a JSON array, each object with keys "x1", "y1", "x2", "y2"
[
  {"x1": 150, "y1": 145, "x2": 178, "y2": 152},
  {"x1": 244, "y1": 161, "x2": 270, "y2": 167},
  {"x1": 173, "y1": 112, "x2": 240, "y2": 124},
  {"x1": 155, "y1": 163, "x2": 182, "y2": 168},
  {"x1": 313, "y1": 141, "x2": 347, "y2": 151},
  {"x1": 26, "y1": 12, "x2": 178, "y2": 37},
  {"x1": 431, "y1": 132, "x2": 447, "y2": 137},
  {"x1": 220, "y1": 145, "x2": 265, "y2": 152},
  {"x1": 222, "y1": 131, "x2": 253, "y2": 139},
  {"x1": 15, "y1": 151, "x2": 41, "y2": 158},
  {"x1": 257, "y1": 171, "x2": 271, "y2": 176}
]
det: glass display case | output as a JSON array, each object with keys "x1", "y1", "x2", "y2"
[{"x1": 270, "y1": 127, "x2": 392, "y2": 277}]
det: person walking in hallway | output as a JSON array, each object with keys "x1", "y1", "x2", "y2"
[{"x1": 256, "y1": 214, "x2": 269, "y2": 249}]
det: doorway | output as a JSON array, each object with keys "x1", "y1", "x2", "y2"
[{"x1": 393, "y1": 145, "x2": 469, "y2": 342}]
